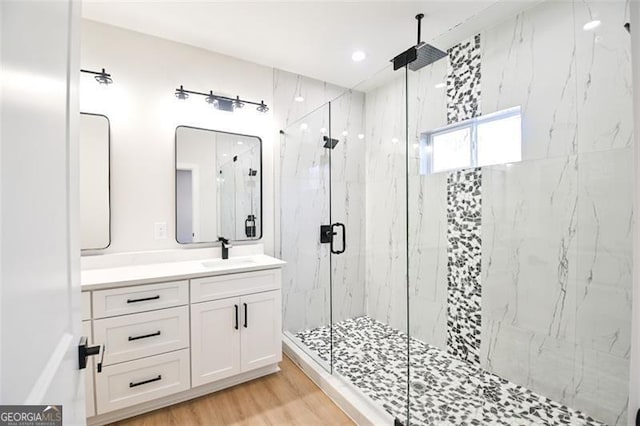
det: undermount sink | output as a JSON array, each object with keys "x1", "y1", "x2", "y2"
[{"x1": 201, "y1": 257, "x2": 258, "y2": 269}]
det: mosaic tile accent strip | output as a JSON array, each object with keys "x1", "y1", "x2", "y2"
[
  {"x1": 445, "y1": 34, "x2": 483, "y2": 366},
  {"x1": 446, "y1": 168, "x2": 482, "y2": 365},
  {"x1": 295, "y1": 316, "x2": 605, "y2": 426},
  {"x1": 446, "y1": 34, "x2": 482, "y2": 124}
]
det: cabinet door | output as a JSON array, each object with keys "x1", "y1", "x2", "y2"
[
  {"x1": 240, "y1": 290, "x2": 282, "y2": 372},
  {"x1": 83, "y1": 321, "x2": 95, "y2": 418},
  {"x1": 191, "y1": 297, "x2": 241, "y2": 387}
]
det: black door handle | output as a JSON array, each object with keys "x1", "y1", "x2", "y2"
[
  {"x1": 234, "y1": 304, "x2": 239, "y2": 330},
  {"x1": 330, "y1": 223, "x2": 346, "y2": 255},
  {"x1": 78, "y1": 336, "x2": 105, "y2": 373},
  {"x1": 243, "y1": 303, "x2": 248, "y2": 328}
]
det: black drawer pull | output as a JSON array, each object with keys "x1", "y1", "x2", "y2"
[
  {"x1": 128, "y1": 331, "x2": 161, "y2": 341},
  {"x1": 127, "y1": 295, "x2": 160, "y2": 304},
  {"x1": 243, "y1": 303, "x2": 248, "y2": 328},
  {"x1": 129, "y1": 375, "x2": 162, "y2": 388}
]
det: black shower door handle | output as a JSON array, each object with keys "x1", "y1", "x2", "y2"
[{"x1": 331, "y1": 223, "x2": 346, "y2": 255}]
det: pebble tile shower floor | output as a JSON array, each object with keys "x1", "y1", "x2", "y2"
[{"x1": 294, "y1": 316, "x2": 604, "y2": 426}]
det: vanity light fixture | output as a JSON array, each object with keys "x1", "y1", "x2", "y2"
[
  {"x1": 233, "y1": 96, "x2": 245, "y2": 109},
  {"x1": 173, "y1": 85, "x2": 269, "y2": 113},
  {"x1": 256, "y1": 100, "x2": 269, "y2": 113},
  {"x1": 81, "y1": 68, "x2": 113, "y2": 85},
  {"x1": 175, "y1": 85, "x2": 189, "y2": 100}
]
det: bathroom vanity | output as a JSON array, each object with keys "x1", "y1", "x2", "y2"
[{"x1": 81, "y1": 252, "x2": 285, "y2": 425}]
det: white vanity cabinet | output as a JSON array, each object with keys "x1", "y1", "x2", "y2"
[
  {"x1": 82, "y1": 258, "x2": 284, "y2": 426},
  {"x1": 190, "y1": 287, "x2": 282, "y2": 387}
]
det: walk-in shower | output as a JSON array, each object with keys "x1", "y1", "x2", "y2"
[{"x1": 280, "y1": 2, "x2": 633, "y2": 425}]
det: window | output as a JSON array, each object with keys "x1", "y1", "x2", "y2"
[{"x1": 420, "y1": 107, "x2": 522, "y2": 175}]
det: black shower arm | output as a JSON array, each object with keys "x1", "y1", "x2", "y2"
[{"x1": 416, "y1": 13, "x2": 425, "y2": 46}]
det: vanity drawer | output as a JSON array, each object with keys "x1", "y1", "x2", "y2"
[
  {"x1": 95, "y1": 349, "x2": 190, "y2": 414},
  {"x1": 191, "y1": 269, "x2": 280, "y2": 303},
  {"x1": 93, "y1": 281, "x2": 188, "y2": 318},
  {"x1": 94, "y1": 306, "x2": 189, "y2": 366}
]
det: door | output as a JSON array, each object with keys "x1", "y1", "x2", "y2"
[
  {"x1": 176, "y1": 169, "x2": 194, "y2": 243},
  {"x1": 240, "y1": 291, "x2": 282, "y2": 372},
  {"x1": 190, "y1": 298, "x2": 241, "y2": 387},
  {"x1": 1, "y1": 0, "x2": 85, "y2": 423}
]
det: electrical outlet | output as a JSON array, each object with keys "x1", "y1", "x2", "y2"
[{"x1": 154, "y1": 222, "x2": 167, "y2": 240}]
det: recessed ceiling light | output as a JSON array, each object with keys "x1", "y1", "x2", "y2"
[
  {"x1": 300, "y1": 123, "x2": 309, "y2": 131},
  {"x1": 294, "y1": 95, "x2": 304, "y2": 102},
  {"x1": 352, "y1": 50, "x2": 366, "y2": 62},
  {"x1": 392, "y1": 137, "x2": 399, "y2": 144},
  {"x1": 237, "y1": 141, "x2": 243, "y2": 145},
  {"x1": 583, "y1": 20, "x2": 601, "y2": 31},
  {"x1": 342, "y1": 130, "x2": 348, "y2": 136},
  {"x1": 320, "y1": 127, "x2": 327, "y2": 134},
  {"x1": 358, "y1": 134, "x2": 365, "y2": 140},
  {"x1": 435, "y1": 82, "x2": 446, "y2": 89}
]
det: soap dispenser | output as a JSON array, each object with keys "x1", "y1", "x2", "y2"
[{"x1": 245, "y1": 215, "x2": 257, "y2": 238}]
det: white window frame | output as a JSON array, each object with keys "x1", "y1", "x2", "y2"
[{"x1": 420, "y1": 106, "x2": 522, "y2": 175}]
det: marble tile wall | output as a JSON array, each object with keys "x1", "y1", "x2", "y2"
[
  {"x1": 407, "y1": 56, "x2": 449, "y2": 350},
  {"x1": 363, "y1": 69, "x2": 409, "y2": 332},
  {"x1": 478, "y1": 2, "x2": 633, "y2": 424},
  {"x1": 276, "y1": 69, "x2": 367, "y2": 334}
]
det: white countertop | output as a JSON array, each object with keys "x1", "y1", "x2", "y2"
[{"x1": 81, "y1": 254, "x2": 286, "y2": 291}]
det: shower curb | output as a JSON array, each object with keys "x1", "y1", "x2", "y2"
[{"x1": 282, "y1": 333, "x2": 394, "y2": 426}]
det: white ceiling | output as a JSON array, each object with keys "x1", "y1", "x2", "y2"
[{"x1": 82, "y1": 1, "x2": 537, "y2": 88}]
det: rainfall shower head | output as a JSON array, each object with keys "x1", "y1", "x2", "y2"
[
  {"x1": 392, "y1": 14, "x2": 447, "y2": 71},
  {"x1": 409, "y1": 42, "x2": 448, "y2": 71}
]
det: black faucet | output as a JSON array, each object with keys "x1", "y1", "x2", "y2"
[{"x1": 218, "y1": 237, "x2": 232, "y2": 260}]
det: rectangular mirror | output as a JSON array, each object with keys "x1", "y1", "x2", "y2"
[
  {"x1": 175, "y1": 126, "x2": 262, "y2": 244},
  {"x1": 80, "y1": 112, "x2": 111, "y2": 250}
]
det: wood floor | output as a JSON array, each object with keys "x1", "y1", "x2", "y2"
[{"x1": 109, "y1": 355, "x2": 355, "y2": 426}]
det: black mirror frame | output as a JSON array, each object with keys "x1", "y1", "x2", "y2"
[
  {"x1": 174, "y1": 125, "x2": 263, "y2": 245},
  {"x1": 80, "y1": 112, "x2": 112, "y2": 251}
]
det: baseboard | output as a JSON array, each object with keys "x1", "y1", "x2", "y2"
[
  {"x1": 282, "y1": 333, "x2": 394, "y2": 426},
  {"x1": 87, "y1": 364, "x2": 280, "y2": 426}
]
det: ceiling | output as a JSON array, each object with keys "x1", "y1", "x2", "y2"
[{"x1": 82, "y1": 1, "x2": 537, "y2": 88}]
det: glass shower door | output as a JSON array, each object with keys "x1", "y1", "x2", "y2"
[
  {"x1": 280, "y1": 104, "x2": 333, "y2": 372},
  {"x1": 330, "y1": 67, "x2": 410, "y2": 423}
]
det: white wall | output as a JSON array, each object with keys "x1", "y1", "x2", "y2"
[{"x1": 80, "y1": 20, "x2": 275, "y2": 255}]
